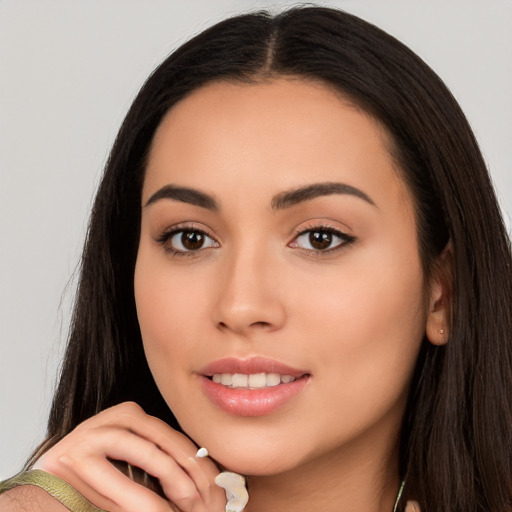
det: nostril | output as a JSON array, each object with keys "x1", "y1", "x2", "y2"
[{"x1": 251, "y1": 321, "x2": 271, "y2": 328}]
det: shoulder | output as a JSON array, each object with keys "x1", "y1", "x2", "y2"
[{"x1": 0, "y1": 485, "x2": 69, "y2": 512}]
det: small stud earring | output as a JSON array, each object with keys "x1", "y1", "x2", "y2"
[{"x1": 440, "y1": 329, "x2": 444, "y2": 335}]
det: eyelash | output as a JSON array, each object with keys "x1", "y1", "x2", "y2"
[
  {"x1": 156, "y1": 224, "x2": 218, "y2": 258},
  {"x1": 156, "y1": 223, "x2": 355, "y2": 257},
  {"x1": 289, "y1": 224, "x2": 356, "y2": 255}
]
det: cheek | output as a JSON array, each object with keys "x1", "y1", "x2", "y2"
[
  {"x1": 292, "y1": 240, "x2": 427, "y2": 406},
  {"x1": 134, "y1": 247, "x2": 207, "y2": 374},
  {"x1": 313, "y1": 261, "x2": 426, "y2": 352}
]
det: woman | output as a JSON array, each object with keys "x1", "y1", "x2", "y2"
[{"x1": 1, "y1": 6, "x2": 511, "y2": 512}]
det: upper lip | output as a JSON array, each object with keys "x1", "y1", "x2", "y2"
[{"x1": 199, "y1": 357, "x2": 309, "y2": 378}]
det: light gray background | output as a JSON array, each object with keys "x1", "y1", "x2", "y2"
[{"x1": 1, "y1": 0, "x2": 511, "y2": 477}]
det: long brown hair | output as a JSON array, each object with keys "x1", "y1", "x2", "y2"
[{"x1": 31, "y1": 7, "x2": 512, "y2": 511}]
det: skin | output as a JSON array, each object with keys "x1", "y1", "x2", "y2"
[
  {"x1": 6, "y1": 78, "x2": 449, "y2": 512},
  {"x1": 134, "y1": 78, "x2": 448, "y2": 511}
]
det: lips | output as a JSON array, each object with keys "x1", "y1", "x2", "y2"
[{"x1": 199, "y1": 357, "x2": 310, "y2": 416}]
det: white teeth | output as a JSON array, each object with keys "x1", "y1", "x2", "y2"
[
  {"x1": 220, "y1": 374, "x2": 233, "y2": 386},
  {"x1": 211, "y1": 373, "x2": 297, "y2": 388},
  {"x1": 248, "y1": 373, "x2": 266, "y2": 388},
  {"x1": 232, "y1": 374, "x2": 248, "y2": 387},
  {"x1": 266, "y1": 373, "x2": 281, "y2": 386}
]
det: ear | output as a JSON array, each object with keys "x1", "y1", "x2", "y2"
[{"x1": 425, "y1": 242, "x2": 453, "y2": 346}]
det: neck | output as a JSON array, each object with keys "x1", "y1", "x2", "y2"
[{"x1": 244, "y1": 432, "x2": 401, "y2": 512}]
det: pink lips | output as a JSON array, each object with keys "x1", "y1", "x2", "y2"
[{"x1": 199, "y1": 357, "x2": 310, "y2": 417}]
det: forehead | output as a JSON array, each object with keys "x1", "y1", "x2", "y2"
[{"x1": 143, "y1": 78, "x2": 410, "y2": 213}]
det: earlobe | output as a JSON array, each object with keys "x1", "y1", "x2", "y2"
[
  {"x1": 425, "y1": 306, "x2": 448, "y2": 346},
  {"x1": 425, "y1": 285, "x2": 449, "y2": 345},
  {"x1": 425, "y1": 242, "x2": 453, "y2": 346}
]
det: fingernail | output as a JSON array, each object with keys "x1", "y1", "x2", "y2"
[{"x1": 195, "y1": 447, "x2": 209, "y2": 458}]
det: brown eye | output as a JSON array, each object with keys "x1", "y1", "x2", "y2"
[
  {"x1": 309, "y1": 231, "x2": 333, "y2": 250},
  {"x1": 291, "y1": 227, "x2": 354, "y2": 253},
  {"x1": 182, "y1": 231, "x2": 205, "y2": 250},
  {"x1": 164, "y1": 229, "x2": 219, "y2": 253}
]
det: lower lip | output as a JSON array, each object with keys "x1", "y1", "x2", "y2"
[{"x1": 200, "y1": 375, "x2": 310, "y2": 416}]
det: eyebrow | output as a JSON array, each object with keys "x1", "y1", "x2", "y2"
[
  {"x1": 271, "y1": 182, "x2": 376, "y2": 210},
  {"x1": 144, "y1": 181, "x2": 375, "y2": 212},
  {"x1": 145, "y1": 184, "x2": 218, "y2": 210}
]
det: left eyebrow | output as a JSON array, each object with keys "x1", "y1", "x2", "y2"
[{"x1": 271, "y1": 182, "x2": 376, "y2": 210}]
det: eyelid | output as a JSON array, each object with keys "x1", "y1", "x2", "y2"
[
  {"x1": 155, "y1": 222, "x2": 220, "y2": 256},
  {"x1": 155, "y1": 221, "x2": 213, "y2": 240},
  {"x1": 288, "y1": 222, "x2": 356, "y2": 253}
]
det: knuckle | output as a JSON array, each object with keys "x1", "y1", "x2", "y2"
[
  {"x1": 171, "y1": 483, "x2": 199, "y2": 505},
  {"x1": 180, "y1": 457, "x2": 197, "y2": 473},
  {"x1": 113, "y1": 401, "x2": 144, "y2": 422},
  {"x1": 118, "y1": 401, "x2": 142, "y2": 413},
  {"x1": 138, "y1": 443, "x2": 161, "y2": 467}
]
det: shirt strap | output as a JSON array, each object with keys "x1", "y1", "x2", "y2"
[{"x1": 0, "y1": 469, "x2": 106, "y2": 512}]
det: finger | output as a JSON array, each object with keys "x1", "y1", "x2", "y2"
[
  {"x1": 90, "y1": 403, "x2": 223, "y2": 502},
  {"x1": 42, "y1": 403, "x2": 225, "y2": 511},
  {"x1": 37, "y1": 426, "x2": 205, "y2": 512},
  {"x1": 98, "y1": 429, "x2": 204, "y2": 510},
  {"x1": 176, "y1": 454, "x2": 226, "y2": 509},
  {"x1": 90, "y1": 403, "x2": 199, "y2": 463},
  {"x1": 69, "y1": 426, "x2": 205, "y2": 511},
  {"x1": 109, "y1": 431, "x2": 224, "y2": 510},
  {"x1": 60, "y1": 453, "x2": 175, "y2": 512}
]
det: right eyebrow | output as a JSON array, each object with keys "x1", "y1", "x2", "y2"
[{"x1": 144, "y1": 184, "x2": 218, "y2": 211}]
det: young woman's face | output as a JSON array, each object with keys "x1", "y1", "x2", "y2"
[{"x1": 135, "y1": 79, "x2": 429, "y2": 476}]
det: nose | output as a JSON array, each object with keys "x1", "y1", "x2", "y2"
[{"x1": 212, "y1": 245, "x2": 286, "y2": 336}]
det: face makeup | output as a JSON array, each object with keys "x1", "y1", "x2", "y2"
[{"x1": 135, "y1": 79, "x2": 428, "y2": 478}]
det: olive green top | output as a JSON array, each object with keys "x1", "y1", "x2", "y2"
[
  {"x1": 1, "y1": 469, "x2": 407, "y2": 512},
  {"x1": 0, "y1": 469, "x2": 106, "y2": 512}
]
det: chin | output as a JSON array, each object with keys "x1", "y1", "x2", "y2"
[
  {"x1": 172, "y1": 401, "x2": 317, "y2": 476},
  {"x1": 191, "y1": 431, "x2": 305, "y2": 476},
  {"x1": 217, "y1": 451, "x2": 298, "y2": 476}
]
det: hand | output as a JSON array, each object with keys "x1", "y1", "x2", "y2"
[{"x1": 33, "y1": 402, "x2": 226, "y2": 512}]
